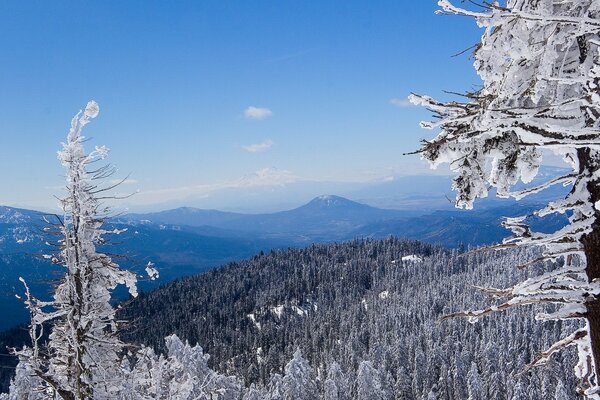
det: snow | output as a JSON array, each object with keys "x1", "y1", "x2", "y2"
[
  {"x1": 145, "y1": 261, "x2": 159, "y2": 280},
  {"x1": 292, "y1": 306, "x2": 308, "y2": 317},
  {"x1": 84, "y1": 100, "x2": 99, "y2": 118},
  {"x1": 247, "y1": 314, "x2": 261, "y2": 330},
  {"x1": 256, "y1": 347, "x2": 264, "y2": 364},
  {"x1": 271, "y1": 305, "x2": 285, "y2": 319},
  {"x1": 402, "y1": 255, "x2": 423, "y2": 263},
  {"x1": 378, "y1": 291, "x2": 389, "y2": 300}
]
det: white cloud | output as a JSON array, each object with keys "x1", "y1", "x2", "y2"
[
  {"x1": 244, "y1": 106, "x2": 273, "y2": 120},
  {"x1": 389, "y1": 97, "x2": 414, "y2": 108},
  {"x1": 242, "y1": 139, "x2": 273, "y2": 153}
]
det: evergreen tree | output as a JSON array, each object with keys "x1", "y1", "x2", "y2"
[
  {"x1": 555, "y1": 379, "x2": 571, "y2": 400},
  {"x1": 511, "y1": 378, "x2": 529, "y2": 400},
  {"x1": 242, "y1": 384, "x2": 265, "y2": 400},
  {"x1": 267, "y1": 374, "x2": 284, "y2": 400},
  {"x1": 467, "y1": 362, "x2": 484, "y2": 400},
  {"x1": 356, "y1": 361, "x2": 388, "y2": 400},
  {"x1": 323, "y1": 362, "x2": 349, "y2": 400},
  {"x1": 425, "y1": 387, "x2": 437, "y2": 400},
  {"x1": 394, "y1": 366, "x2": 413, "y2": 400},
  {"x1": 281, "y1": 350, "x2": 318, "y2": 400}
]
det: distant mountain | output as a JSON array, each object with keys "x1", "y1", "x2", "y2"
[{"x1": 123, "y1": 195, "x2": 417, "y2": 240}]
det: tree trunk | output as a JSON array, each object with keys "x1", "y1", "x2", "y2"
[
  {"x1": 584, "y1": 226, "x2": 600, "y2": 378},
  {"x1": 580, "y1": 148, "x2": 600, "y2": 379}
]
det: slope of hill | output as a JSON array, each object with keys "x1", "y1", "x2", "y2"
[
  {"x1": 355, "y1": 205, "x2": 569, "y2": 247},
  {"x1": 119, "y1": 238, "x2": 580, "y2": 399},
  {"x1": 0, "y1": 215, "x2": 288, "y2": 331}
]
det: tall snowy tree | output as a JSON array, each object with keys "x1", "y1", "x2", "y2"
[
  {"x1": 355, "y1": 361, "x2": 389, "y2": 400},
  {"x1": 280, "y1": 349, "x2": 318, "y2": 400},
  {"x1": 556, "y1": 379, "x2": 571, "y2": 400},
  {"x1": 467, "y1": 362, "x2": 484, "y2": 400},
  {"x1": 511, "y1": 378, "x2": 529, "y2": 400},
  {"x1": 323, "y1": 362, "x2": 349, "y2": 400},
  {"x1": 411, "y1": 1, "x2": 600, "y2": 397},
  {"x1": 11, "y1": 101, "x2": 139, "y2": 399}
]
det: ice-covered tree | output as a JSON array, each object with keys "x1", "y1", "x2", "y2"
[
  {"x1": 394, "y1": 366, "x2": 413, "y2": 400},
  {"x1": 11, "y1": 101, "x2": 139, "y2": 399},
  {"x1": 142, "y1": 335, "x2": 243, "y2": 399},
  {"x1": 323, "y1": 362, "x2": 349, "y2": 400},
  {"x1": 556, "y1": 379, "x2": 571, "y2": 400},
  {"x1": 242, "y1": 384, "x2": 266, "y2": 400},
  {"x1": 467, "y1": 362, "x2": 483, "y2": 400},
  {"x1": 355, "y1": 361, "x2": 388, "y2": 400},
  {"x1": 411, "y1": 1, "x2": 600, "y2": 397},
  {"x1": 280, "y1": 349, "x2": 318, "y2": 400},
  {"x1": 3, "y1": 354, "x2": 47, "y2": 400},
  {"x1": 267, "y1": 373, "x2": 284, "y2": 400},
  {"x1": 511, "y1": 378, "x2": 529, "y2": 400}
]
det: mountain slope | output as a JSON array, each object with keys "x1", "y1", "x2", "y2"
[
  {"x1": 0, "y1": 213, "x2": 289, "y2": 331},
  {"x1": 120, "y1": 238, "x2": 579, "y2": 399}
]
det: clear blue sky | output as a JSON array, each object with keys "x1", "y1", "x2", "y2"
[{"x1": 0, "y1": 1, "x2": 484, "y2": 210}]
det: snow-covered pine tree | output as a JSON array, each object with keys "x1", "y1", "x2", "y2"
[
  {"x1": 425, "y1": 387, "x2": 437, "y2": 400},
  {"x1": 323, "y1": 361, "x2": 349, "y2": 400},
  {"x1": 11, "y1": 101, "x2": 139, "y2": 399},
  {"x1": 467, "y1": 362, "x2": 484, "y2": 400},
  {"x1": 411, "y1": 1, "x2": 600, "y2": 397},
  {"x1": 242, "y1": 384, "x2": 266, "y2": 400},
  {"x1": 556, "y1": 379, "x2": 571, "y2": 400},
  {"x1": 267, "y1": 373, "x2": 284, "y2": 400},
  {"x1": 510, "y1": 378, "x2": 529, "y2": 400},
  {"x1": 394, "y1": 366, "x2": 412, "y2": 400},
  {"x1": 280, "y1": 349, "x2": 318, "y2": 400},
  {"x1": 355, "y1": 360, "x2": 388, "y2": 400}
]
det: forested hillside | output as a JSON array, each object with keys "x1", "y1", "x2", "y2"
[{"x1": 121, "y1": 238, "x2": 580, "y2": 399}]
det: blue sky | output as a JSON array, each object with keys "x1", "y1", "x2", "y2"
[{"x1": 0, "y1": 1, "x2": 485, "y2": 211}]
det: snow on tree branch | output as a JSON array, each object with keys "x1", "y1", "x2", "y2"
[
  {"x1": 12, "y1": 101, "x2": 141, "y2": 399},
  {"x1": 413, "y1": 1, "x2": 600, "y2": 397}
]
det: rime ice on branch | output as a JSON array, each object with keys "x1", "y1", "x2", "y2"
[
  {"x1": 411, "y1": 1, "x2": 600, "y2": 398},
  {"x1": 13, "y1": 101, "x2": 139, "y2": 399}
]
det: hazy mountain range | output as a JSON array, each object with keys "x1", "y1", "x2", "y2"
[
  {"x1": 0, "y1": 193, "x2": 568, "y2": 331},
  {"x1": 119, "y1": 166, "x2": 570, "y2": 213}
]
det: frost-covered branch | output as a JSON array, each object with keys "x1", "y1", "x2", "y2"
[{"x1": 413, "y1": 0, "x2": 600, "y2": 397}]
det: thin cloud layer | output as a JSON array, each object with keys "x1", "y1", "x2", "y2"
[
  {"x1": 243, "y1": 139, "x2": 273, "y2": 153},
  {"x1": 130, "y1": 167, "x2": 298, "y2": 206}
]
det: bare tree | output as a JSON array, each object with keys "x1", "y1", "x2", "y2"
[{"x1": 411, "y1": 1, "x2": 600, "y2": 397}]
